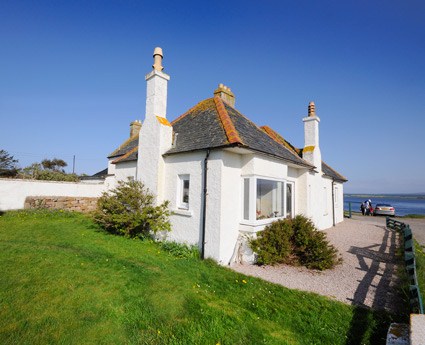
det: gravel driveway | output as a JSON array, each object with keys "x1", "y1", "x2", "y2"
[{"x1": 231, "y1": 216, "x2": 405, "y2": 313}]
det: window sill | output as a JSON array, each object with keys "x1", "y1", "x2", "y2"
[
  {"x1": 173, "y1": 209, "x2": 193, "y2": 217},
  {"x1": 240, "y1": 216, "x2": 285, "y2": 227}
]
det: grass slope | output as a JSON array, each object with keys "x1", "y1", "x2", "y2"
[
  {"x1": 414, "y1": 240, "x2": 425, "y2": 306},
  {"x1": 0, "y1": 210, "x2": 396, "y2": 345}
]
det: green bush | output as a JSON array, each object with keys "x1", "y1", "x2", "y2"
[
  {"x1": 158, "y1": 241, "x2": 200, "y2": 259},
  {"x1": 93, "y1": 179, "x2": 171, "y2": 238},
  {"x1": 17, "y1": 163, "x2": 80, "y2": 182},
  {"x1": 250, "y1": 215, "x2": 340, "y2": 270},
  {"x1": 250, "y1": 219, "x2": 294, "y2": 265}
]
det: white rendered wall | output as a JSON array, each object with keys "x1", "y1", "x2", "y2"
[
  {"x1": 203, "y1": 152, "x2": 223, "y2": 262},
  {"x1": 217, "y1": 151, "x2": 243, "y2": 264},
  {"x1": 302, "y1": 172, "x2": 345, "y2": 230},
  {"x1": 163, "y1": 151, "x2": 206, "y2": 247},
  {"x1": 163, "y1": 150, "x2": 242, "y2": 265},
  {"x1": 114, "y1": 161, "x2": 137, "y2": 181},
  {"x1": 0, "y1": 178, "x2": 106, "y2": 211},
  {"x1": 107, "y1": 158, "x2": 116, "y2": 175}
]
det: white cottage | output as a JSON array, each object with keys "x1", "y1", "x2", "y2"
[{"x1": 107, "y1": 47, "x2": 347, "y2": 265}]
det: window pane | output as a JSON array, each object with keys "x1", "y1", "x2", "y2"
[
  {"x1": 256, "y1": 179, "x2": 284, "y2": 220},
  {"x1": 183, "y1": 179, "x2": 189, "y2": 203},
  {"x1": 243, "y1": 178, "x2": 250, "y2": 220},
  {"x1": 286, "y1": 184, "x2": 292, "y2": 217}
]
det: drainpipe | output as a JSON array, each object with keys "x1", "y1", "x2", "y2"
[
  {"x1": 201, "y1": 149, "x2": 211, "y2": 260},
  {"x1": 331, "y1": 180, "x2": 335, "y2": 227}
]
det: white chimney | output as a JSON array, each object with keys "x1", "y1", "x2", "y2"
[
  {"x1": 145, "y1": 47, "x2": 170, "y2": 121},
  {"x1": 137, "y1": 47, "x2": 173, "y2": 204},
  {"x1": 302, "y1": 101, "x2": 322, "y2": 170}
]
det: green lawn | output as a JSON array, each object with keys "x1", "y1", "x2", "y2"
[{"x1": 0, "y1": 210, "x2": 398, "y2": 345}]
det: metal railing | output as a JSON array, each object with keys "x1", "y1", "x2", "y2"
[{"x1": 386, "y1": 217, "x2": 424, "y2": 314}]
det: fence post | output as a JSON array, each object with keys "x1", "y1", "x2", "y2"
[{"x1": 348, "y1": 202, "x2": 352, "y2": 218}]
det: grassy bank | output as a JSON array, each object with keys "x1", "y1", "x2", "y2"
[
  {"x1": 414, "y1": 240, "x2": 425, "y2": 306},
  {"x1": 0, "y1": 210, "x2": 397, "y2": 344}
]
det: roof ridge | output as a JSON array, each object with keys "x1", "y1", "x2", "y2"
[
  {"x1": 112, "y1": 146, "x2": 138, "y2": 164},
  {"x1": 260, "y1": 125, "x2": 314, "y2": 166},
  {"x1": 171, "y1": 98, "x2": 213, "y2": 125},
  {"x1": 214, "y1": 96, "x2": 243, "y2": 145},
  {"x1": 261, "y1": 126, "x2": 301, "y2": 156}
]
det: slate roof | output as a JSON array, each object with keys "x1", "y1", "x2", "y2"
[
  {"x1": 80, "y1": 167, "x2": 108, "y2": 181},
  {"x1": 167, "y1": 97, "x2": 313, "y2": 168},
  {"x1": 321, "y1": 161, "x2": 348, "y2": 182},
  {"x1": 259, "y1": 125, "x2": 347, "y2": 182},
  {"x1": 108, "y1": 93, "x2": 346, "y2": 181},
  {"x1": 108, "y1": 133, "x2": 139, "y2": 163}
]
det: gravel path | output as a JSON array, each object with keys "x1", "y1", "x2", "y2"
[{"x1": 231, "y1": 217, "x2": 405, "y2": 313}]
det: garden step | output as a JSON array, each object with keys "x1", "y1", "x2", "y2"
[{"x1": 410, "y1": 314, "x2": 425, "y2": 345}]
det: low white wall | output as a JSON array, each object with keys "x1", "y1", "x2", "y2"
[{"x1": 0, "y1": 178, "x2": 107, "y2": 211}]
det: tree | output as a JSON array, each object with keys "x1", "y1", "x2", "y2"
[
  {"x1": 0, "y1": 150, "x2": 19, "y2": 177},
  {"x1": 41, "y1": 158, "x2": 67, "y2": 172}
]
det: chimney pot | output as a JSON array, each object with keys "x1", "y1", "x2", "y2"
[
  {"x1": 308, "y1": 101, "x2": 316, "y2": 117},
  {"x1": 152, "y1": 47, "x2": 164, "y2": 71}
]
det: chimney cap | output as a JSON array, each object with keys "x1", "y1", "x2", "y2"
[{"x1": 152, "y1": 47, "x2": 164, "y2": 71}]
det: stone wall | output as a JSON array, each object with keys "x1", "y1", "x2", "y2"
[{"x1": 24, "y1": 196, "x2": 98, "y2": 213}]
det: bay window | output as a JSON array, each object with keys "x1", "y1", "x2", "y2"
[{"x1": 242, "y1": 177, "x2": 294, "y2": 223}]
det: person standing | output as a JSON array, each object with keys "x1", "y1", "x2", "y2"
[{"x1": 360, "y1": 202, "x2": 366, "y2": 215}]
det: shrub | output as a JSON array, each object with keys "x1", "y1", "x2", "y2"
[
  {"x1": 17, "y1": 163, "x2": 80, "y2": 182},
  {"x1": 250, "y1": 219, "x2": 294, "y2": 265},
  {"x1": 249, "y1": 215, "x2": 340, "y2": 270},
  {"x1": 93, "y1": 179, "x2": 171, "y2": 238},
  {"x1": 158, "y1": 241, "x2": 200, "y2": 259}
]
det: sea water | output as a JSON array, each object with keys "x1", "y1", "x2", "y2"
[{"x1": 344, "y1": 194, "x2": 425, "y2": 216}]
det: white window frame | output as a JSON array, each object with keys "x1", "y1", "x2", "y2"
[
  {"x1": 177, "y1": 174, "x2": 190, "y2": 210},
  {"x1": 323, "y1": 186, "x2": 328, "y2": 216},
  {"x1": 334, "y1": 186, "x2": 339, "y2": 208},
  {"x1": 286, "y1": 182, "x2": 295, "y2": 218},
  {"x1": 241, "y1": 175, "x2": 294, "y2": 226}
]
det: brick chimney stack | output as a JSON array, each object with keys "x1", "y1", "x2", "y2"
[
  {"x1": 130, "y1": 120, "x2": 142, "y2": 137},
  {"x1": 214, "y1": 84, "x2": 235, "y2": 107}
]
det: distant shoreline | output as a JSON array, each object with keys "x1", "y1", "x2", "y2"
[{"x1": 345, "y1": 193, "x2": 425, "y2": 200}]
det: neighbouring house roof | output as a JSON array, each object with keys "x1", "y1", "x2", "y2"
[
  {"x1": 108, "y1": 133, "x2": 139, "y2": 164},
  {"x1": 80, "y1": 167, "x2": 109, "y2": 181},
  {"x1": 166, "y1": 97, "x2": 313, "y2": 168}
]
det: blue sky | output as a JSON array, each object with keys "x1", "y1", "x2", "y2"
[{"x1": 1, "y1": 0, "x2": 424, "y2": 193}]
